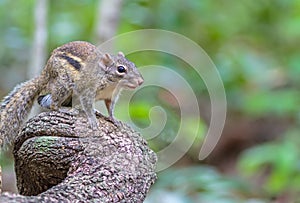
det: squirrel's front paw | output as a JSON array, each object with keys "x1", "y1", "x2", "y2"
[
  {"x1": 105, "y1": 116, "x2": 122, "y2": 127},
  {"x1": 94, "y1": 109, "x2": 105, "y2": 118}
]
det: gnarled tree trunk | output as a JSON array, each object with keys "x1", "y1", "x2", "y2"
[{"x1": 0, "y1": 108, "x2": 157, "y2": 202}]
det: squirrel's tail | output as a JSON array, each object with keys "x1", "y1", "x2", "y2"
[{"x1": 0, "y1": 76, "x2": 45, "y2": 148}]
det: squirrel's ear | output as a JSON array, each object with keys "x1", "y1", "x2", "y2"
[
  {"x1": 118, "y1": 51, "x2": 125, "y2": 57},
  {"x1": 101, "y1": 53, "x2": 112, "y2": 66}
]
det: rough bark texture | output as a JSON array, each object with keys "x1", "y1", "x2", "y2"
[{"x1": 0, "y1": 108, "x2": 157, "y2": 202}]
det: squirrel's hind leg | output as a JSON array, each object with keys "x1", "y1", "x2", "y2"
[{"x1": 49, "y1": 80, "x2": 73, "y2": 111}]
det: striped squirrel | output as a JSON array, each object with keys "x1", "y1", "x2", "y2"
[{"x1": 0, "y1": 41, "x2": 143, "y2": 147}]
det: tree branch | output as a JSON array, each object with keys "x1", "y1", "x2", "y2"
[
  {"x1": 28, "y1": 0, "x2": 48, "y2": 78},
  {"x1": 95, "y1": 0, "x2": 123, "y2": 43}
]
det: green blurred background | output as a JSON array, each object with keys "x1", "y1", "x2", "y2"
[{"x1": 1, "y1": 0, "x2": 300, "y2": 202}]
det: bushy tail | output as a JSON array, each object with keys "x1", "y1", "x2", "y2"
[{"x1": 0, "y1": 76, "x2": 45, "y2": 148}]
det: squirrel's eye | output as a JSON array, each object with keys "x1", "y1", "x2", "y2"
[{"x1": 117, "y1": 66, "x2": 126, "y2": 73}]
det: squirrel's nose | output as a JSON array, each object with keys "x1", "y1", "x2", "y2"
[{"x1": 137, "y1": 77, "x2": 144, "y2": 86}]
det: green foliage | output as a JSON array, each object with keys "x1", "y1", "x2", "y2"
[
  {"x1": 116, "y1": 90, "x2": 207, "y2": 153},
  {"x1": 145, "y1": 166, "x2": 267, "y2": 203},
  {"x1": 1, "y1": 0, "x2": 300, "y2": 201},
  {"x1": 238, "y1": 129, "x2": 300, "y2": 197},
  {"x1": 48, "y1": 0, "x2": 98, "y2": 46},
  {"x1": 243, "y1": 90, "x2": 300, "y2": 117}
]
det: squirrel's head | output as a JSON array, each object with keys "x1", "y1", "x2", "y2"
[{"x1": 101, "y1": 52, "x2": 144, "y2": 89}]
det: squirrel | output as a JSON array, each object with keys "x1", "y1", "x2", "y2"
[{"x1": 0, "y1": 41, "x2": 144, "y2": 147}]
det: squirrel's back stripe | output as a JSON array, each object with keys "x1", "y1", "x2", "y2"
[{"x1": 58, "y1": 54, "x2": 82, "y2": 70}]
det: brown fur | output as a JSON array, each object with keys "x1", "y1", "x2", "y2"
[{"x1": 0, "y1": 41, "x2": 143, "y2": 148}]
